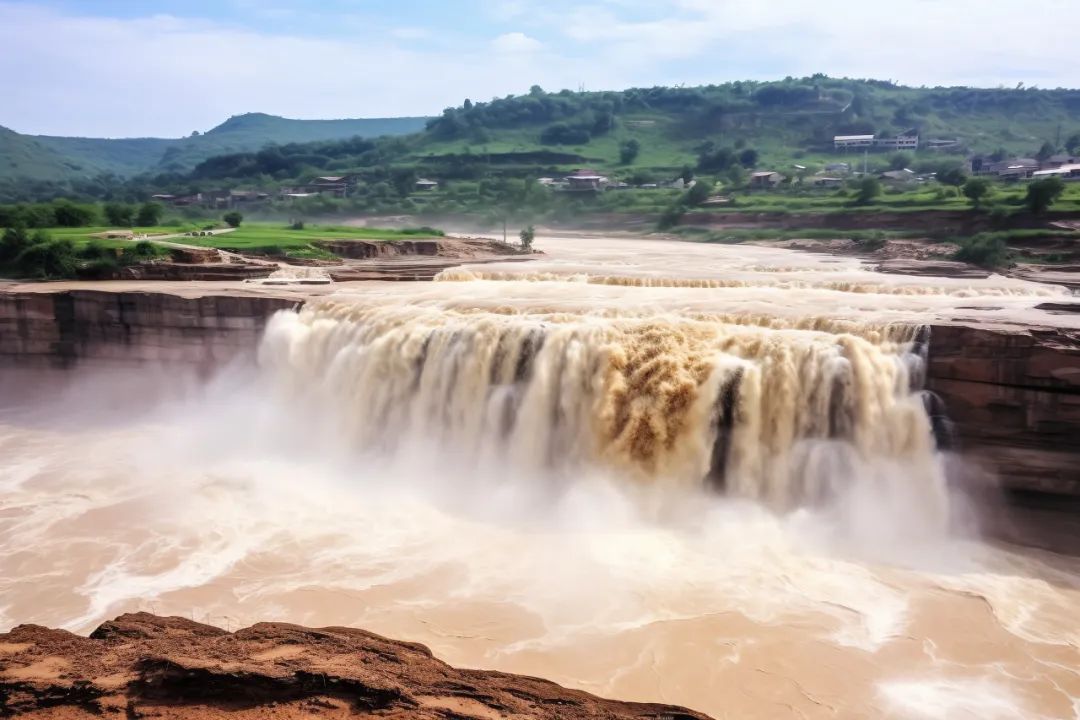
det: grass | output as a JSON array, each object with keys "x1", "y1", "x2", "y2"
[
  {"x1": 27, "y1": 223, "x2": 447, "y2": 260},
  {"x1": 180, "y1": 224, "x2": 444, "y2": 258}
]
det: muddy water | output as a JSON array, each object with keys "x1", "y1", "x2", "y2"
[{"x1": 1, "y1": 235, "x2": 1078, "y2": 719}]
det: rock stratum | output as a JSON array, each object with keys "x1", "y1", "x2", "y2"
[{"x1": 0, "y1": 613, "x2": 707, "y2": 719}]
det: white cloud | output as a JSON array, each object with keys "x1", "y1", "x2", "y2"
[
  {"x1": 391, "y1": 27, "x2": 431, "y2": 40},
  {"x1": 0, "y1": 3, "x2": 597, "y2": 137},
  {"x1": 0, "y1": 0, "x2": 1077, "y2": 137},
  {"x1": 491, "y1": 31, "x2": 542, "y2": 53}
]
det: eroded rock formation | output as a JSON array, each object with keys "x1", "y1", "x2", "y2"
[{"x1": 0, "y1": 613, "x2": 709, "y2": 719}]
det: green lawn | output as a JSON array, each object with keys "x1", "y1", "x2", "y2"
[
  {"x1": 34, "y1": 223, "x2": 445, "y2": 260},
  {"x1": 178, "y1": 224, "x2": 443, "y2": 258}
]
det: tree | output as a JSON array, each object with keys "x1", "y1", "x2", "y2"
[
  {"x1": 223, "y1": 211, "x2": 243, "y2": 228},
  {"x1": 967, "y1": 179, "x2": 989, "y2": 209},
  {"x1": 889, "y1": 152, "x2": 912, "y2": 170},
  {"x1": 519, "y1": 225, "x2": 535, "y2": 251},
  {"x1": 1025, "y1": 177, "x2": 1065, "y2": 213},
  {"x1": 0, "y1": 225, "x2": 31, "y2": 265},
  {"x1": 684, "y1": 178, "x2": 715, "y2": 206},
  {"x1": 1036, "y1": 141, "x2": 1056, "y2": 162},
  {"x1": 738, "y1": 148, "x2": 759, "y2": 168},
  {"x1": 954, "y1": 235, "x2": 1008, "y2": 268},
  {"x1": 619, "y1": 138, "x2": 641, "y2": 165},
  {"x1": 962, "y1": 178, "x2": 991, "y2": 208},
  {"x1": 679, "y1": 165, "x2": 694, "y2": 184},
  {"x1": 936, "y1": 166, "x2": 967, "y2": 188},
  {"x1": 11, "y1": 235, "x2": 78, "y2": 279},
  {"x1": 103, "y1": 202, "x2": 134, "y2": 226},
  {"x1": 51, "y1": 200, "x2": 96, "y2": 227},
  {"x1": 854, "y1": 176, "x2": 881, "y2": 205},
  {"x1": 135, "y1": 201, "x2": 164, "y2": 227},
  {"x1": 1066, "y1": 133, "x2": 1080, "y2": 156}
]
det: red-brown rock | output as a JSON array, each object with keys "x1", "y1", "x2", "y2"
[{"x1": 0, "y1": 613, "x2": 710, "y2": 719}]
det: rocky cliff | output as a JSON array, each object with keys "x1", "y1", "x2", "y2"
[
  {"x1": 0, "y1": 288, "x2": 298, "y2": 369},
  {"x1": 927, "y1": 323, "x2": 1080, "y2": 497},
  {"x1": 0, "y1": 613, "x2": 708, "y2": 719}
]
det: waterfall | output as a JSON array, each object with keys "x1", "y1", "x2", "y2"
[{"x1": 259, "y1": 299, "x2": 947, "y2": 519}]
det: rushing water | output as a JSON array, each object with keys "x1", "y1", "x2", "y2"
[{"x1": 1, "y1": 236, "x2": 1078, "y2": 719}]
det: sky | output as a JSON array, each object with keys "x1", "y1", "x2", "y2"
[{"x1": 1, "y1": 0, "x2": 1078, "y2": 138}]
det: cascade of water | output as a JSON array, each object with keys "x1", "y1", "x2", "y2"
[{"x1": 259, "y1": 299, "x2": 948, "y2": 520}]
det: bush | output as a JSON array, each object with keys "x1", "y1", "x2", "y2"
[
  {"x1": 81, "y1": 257, "x2": 120, "y2": 279},
  {"x1": 853, "y1": 176, "x2": 881, "y2": 205},
  {"x1": 128, "y1": 240, "x2": 159, "y2": 260},
  {"x1": 223, "y1": 211, "x2": 243, "y2": 228},
  {"x1": 1024, "y1": 177, "x2": 1065, "y2": 214},
  {"x1": 13, "y1": 237, "x2": 78, "y2": 279},
  {"x1": 0, "y1": 225, "x2": 31, "y2": 264},
  {"x1": 953, "y1": 234, "x2": 1009, "y2": 268},
  {"x1": 289, "y1": 219, "x2": 305, "y2": 230},
  {"x1": 657, "y1": 204, "x2": 685, "y2": 230},
  {"x1": 81, "y1": 239, "x2": 112, "y2": 260}
]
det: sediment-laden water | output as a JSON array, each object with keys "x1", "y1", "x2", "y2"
[{"x1": 1, "y1": 236, "x2": 1077, "y2": 719}]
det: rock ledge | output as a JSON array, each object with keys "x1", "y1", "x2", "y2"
[{"x1": 0, "y1": 613, "x2": 709, "y2": 719}]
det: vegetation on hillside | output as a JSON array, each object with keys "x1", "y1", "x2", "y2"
[{"x1": 6, "y1": 77, "x2": 1080, "y2": 206}]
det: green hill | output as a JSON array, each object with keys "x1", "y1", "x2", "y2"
[
  {"x1": 154, "y1": 113, "x2": 430, "y2": 171},
  {"x1": 163, "y1": 79, "x2": 1080, "y2": 189},
  {"x1": 0, "y1": 113, "x2": 430, "y2": 183},
  {"x1": 0, "y1": 126, "x2": 86, "y2": 181}
]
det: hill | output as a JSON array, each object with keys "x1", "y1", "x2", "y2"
[
  {"x1": 148, "y1": 78, "x2": 1080, "y2": 189},
  {"x1": 0, "y1": 113, "x2": 430, "y2": 183}
]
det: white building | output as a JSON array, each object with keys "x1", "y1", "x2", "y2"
[
  {"x1": 834, "y1": 135, "x2": 875, "y2": 149},
  {"x1": 833, "y1": 135, "x2": 919, "y2": 151},
  {"x1": 1033, "y1": 164, "x2": 1080, "y2": 181},
  {"x1": 875, "y1": 136, "x2": 920, "y2": 150}
]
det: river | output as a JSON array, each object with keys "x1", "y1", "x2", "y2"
[{"x1": 1, "y1": 235, "x2": 1078, "y2": 719}]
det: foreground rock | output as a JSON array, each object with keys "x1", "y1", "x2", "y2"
[{"x1": 0, "y1": 613, "x2": 709, "y2": 719}]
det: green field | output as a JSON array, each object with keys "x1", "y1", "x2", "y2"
[{"x1": 45, "y1": 223, "x2": 445, "y2": 260}]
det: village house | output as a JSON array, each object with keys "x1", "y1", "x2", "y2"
[
  {"x1": 563, "y1": 168, "x2": 609, "y2": 191},
  {"x1": 972, "y1": 157, "x2": 1039, "y2": 179},
  {"x1": 878, "y1": 168, "x2": 916, "y2": 184},
  {"x1": 748, "y1": 171, "x2": 785, "y2": 188},
  {"x1": 414, "y1": 178, "x2": 439, "y2": 191},
  {"x1": 811, "y1": 176, "x2": 845, "y2": 188},
  {"x1": 1042, "y1": 154, "x2": 1080, "y2": 169},
  {"x1": 825, "y1": 162, "x2": 851, "y2": 174},
  {"x1": 1033, "y1": 163, "x2": 1080, "y2": 181},
  {"x1": 306, "y1": 175, "x2": 356, "y2": 198}
]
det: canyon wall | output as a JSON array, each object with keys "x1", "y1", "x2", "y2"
[
  {"x1": 0, "y1": 289, "x2": 297, "y2": 369},
  {"x1": 1, "y1": 288, "x2": 1077, "y2": 501},
  {"x1": 927, "y1": 324, "x2": 1080, "y2": 497}
]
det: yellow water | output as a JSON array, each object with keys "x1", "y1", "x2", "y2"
[{"x1": 1, "y1": 235, "x2": 1078, "y2": 719}]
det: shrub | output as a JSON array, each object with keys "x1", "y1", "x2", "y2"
[
  {"x1": 1024, "y1": 177, "x2": 1065, "y2": 214},
  {"x1": 289, "y1": 219, "x2": 305, "y2": 230},
  {"x1": 223, "y1": 211, "x2": 243, "y2": 228},
  {"x1": 953, "y1": 234, "x2": 1009, "y2": 268},
  {"x1": 13, "y1": 237, "x2": 78, "y2": 279}
]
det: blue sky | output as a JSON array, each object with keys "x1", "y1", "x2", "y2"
[{"x1": 2, "y1": 0, "x2": 1078, "y2": 137}]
